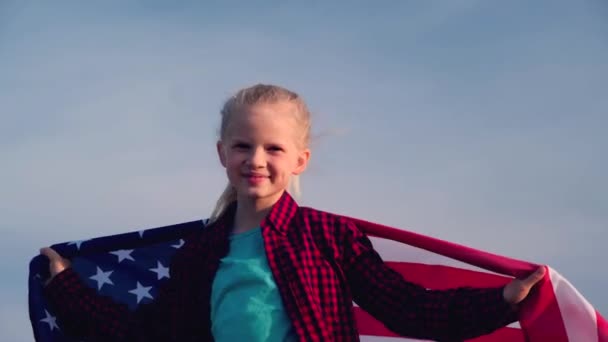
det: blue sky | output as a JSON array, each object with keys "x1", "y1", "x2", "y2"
[{"x1": 1, "y1": 1, "x2": 607, "y2": 340}]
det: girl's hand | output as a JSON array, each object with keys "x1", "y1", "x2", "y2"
[
  {"x1": 39, "y1": 247, "x2": 72, "y2": 286},
  {"x1": 503, "y1": 266, "x2": 546, "y2": 306}
]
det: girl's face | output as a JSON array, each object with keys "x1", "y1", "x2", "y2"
[{"x1": 217, "y1": 101, "x2": 310, "y2": 208}]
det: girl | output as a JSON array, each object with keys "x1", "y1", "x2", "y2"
[{"x1": 40, "y1": 84, "x2": 545, "y2": 341}]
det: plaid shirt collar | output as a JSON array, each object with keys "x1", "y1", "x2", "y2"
[
  {"x1": 210, "y1": 190, "x2": 299, "y2": 237},
  {"x1": 263, "y1": 191, "x2": 299, "y2": 235}
]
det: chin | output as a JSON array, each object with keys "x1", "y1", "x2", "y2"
[
  {"x1": 239, "y1": 188, "x2": 267, "y2": 199},
  {"x1": 242, "y1": 188, "x2": 284, "y2": 202}
]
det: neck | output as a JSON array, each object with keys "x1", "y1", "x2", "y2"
[{"x1": 232, "y1": 191, "x2": 284, "y2": 234}]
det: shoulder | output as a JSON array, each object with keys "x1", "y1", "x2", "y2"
[
  {"x1": 299, "y1": 206, "x2": 347, "y2": 224},
  {"x1": 297, "y1": 207, "x2": 375, "y2": 265},
  {"x1": 298, "y1": 206, "x2": 360, "y2": 237}
]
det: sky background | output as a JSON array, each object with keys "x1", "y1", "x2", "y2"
[{"x1": 1, "y1": 1, "x2": 607, "y2": 340}]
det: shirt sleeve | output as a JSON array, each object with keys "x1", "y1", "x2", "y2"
[
  {"x1": 341, "y1": 220, "x2": 519, "y2": 341},
  {"x1": 43, "y1": 263, "x2": 179, "y2": 341}
]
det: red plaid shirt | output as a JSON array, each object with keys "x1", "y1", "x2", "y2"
[{"x1": 45, "y1": 191, "x2": 518, "y2": 341}]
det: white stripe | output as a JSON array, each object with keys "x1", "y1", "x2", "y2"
[
  {"x1": 370, "y1": 236, "x2": 511, "y2": 277},
  {"x1": 507, "y1": 321, "x2": 522, "y2": 329},
  {"x1": 549, "y1": 267, "x2": 598, "y2": 342}
]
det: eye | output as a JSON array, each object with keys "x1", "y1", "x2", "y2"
[
  {"x1": 232, "y1": 142, "x2": 250, "y2": 150},
  {"x1": 267, "y1": 145, "x2": 284, "y2": 152}
]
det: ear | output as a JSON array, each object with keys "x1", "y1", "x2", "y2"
[
  {"x1": 216, "y1": 140, "x2": 227, "y2": 167},
  {"x1": 293, "y1": 148, "x2": 311, "y2": 175}
]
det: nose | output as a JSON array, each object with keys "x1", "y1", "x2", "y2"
[{"x1": 246, "y1": 147, "x2": 266, "y2": 169}]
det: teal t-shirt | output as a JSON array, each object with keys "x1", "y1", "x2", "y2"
[{"x1": 210, "y1": 227, "x2": 297, "y2": 341}]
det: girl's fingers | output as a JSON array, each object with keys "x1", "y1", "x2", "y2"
[
  {"x1": 40, "y1": 247, "x2": 62, "y2": 261},
  {"x1": 522, "y1": 266, "x2": 546, "y2": 288},
  {"x1": 39, "y1": 247, "x2": 71, "y2": 280}
]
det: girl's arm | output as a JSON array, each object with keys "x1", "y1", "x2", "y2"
[
  {"x1": 40, "y1": 243, "x2": 195, "y2": 342},
  {"x1": 43, "y1": 266, "x2": 176, "y2": 341},
  {"x1": 341, "y1": 220, "x2": 519, "y2": 341}
]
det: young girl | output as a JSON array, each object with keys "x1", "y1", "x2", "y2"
[{"x1": 40, "y1": 84, "x2": 545, "y2": 341}]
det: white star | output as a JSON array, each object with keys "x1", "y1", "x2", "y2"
[
  {"x1": 67, "y1": 239, "x2": 90, "y2": 250},
  {"x1": 40, "y1": 309, "x2": 60, "y2": 331},
  {"x1": 89, "y1": 267, "x2": 114, "y2": 291},
  {"x1": 138, "y1": 230, "x2": 146, "y2": 238},
  {"x1": 129, "y1": 282, "x2": 153, "y2": 304},
  {"x1": 109, "y1": 249, "x2": 135, "y2": 263},
  {"x1": 149, "y1": 261, "x2": 170, "y2": 280},
  {"x1": 171, "y1": 239, "x2": 184, "y2": 249}
]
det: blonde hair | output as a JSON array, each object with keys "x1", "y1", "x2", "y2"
[{"x1": 209, "y1": 84, "x2": 312, "y2": 222}]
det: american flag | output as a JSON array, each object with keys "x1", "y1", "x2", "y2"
[{"x1": 29, "y1": 217, "x2": 607, "y2": 341}]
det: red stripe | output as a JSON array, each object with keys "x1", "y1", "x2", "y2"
[
  {"x1": 597, "y1": 310, "x2": 608, "y2": 342},
  {"x1": 518, "y1": 271, "x2": 569, "y2": 342},
  {"x1": 355, "y1": 307, "x2": 524, "y2": 341},
  {"x1": 384, "y1": 261, "x2": 512, "y2": 290},
  {"x1": 353, "y1": 217, "x2": 538, "y2": 278}
]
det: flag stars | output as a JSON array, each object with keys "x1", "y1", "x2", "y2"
[
  {"x1": 129, "y1": 282, "x2": 153, "y2": 304},
  {"x1": 67, "y1": 239, "x2": 90, "y2": 250},
  {"x1": 40, "y1": 309, "x2": 60, "y2": 331},
  {"x1": 171, "y1": 239, "x2": 185, "y2": 249},
  {"x1": 110, "y1": 249, "x2": 135, "y2": 263},
  {"x1": 89, "y1": 267, "x2": 114, "y2": 291},
  {"x1": 149, "y1": 261, "x2": 170, "y2": 280}
]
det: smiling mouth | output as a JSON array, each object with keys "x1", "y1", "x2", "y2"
[
  {"x1": 243, "y1": 172, "x2": 269, "y2": 177},
  {"x1": 243, "y1": 173, "x2": 268, "y2": 180}
]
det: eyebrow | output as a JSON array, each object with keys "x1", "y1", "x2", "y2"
[{"x1": 230, "y1": 138, "x2": 287, "y2": 148}]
